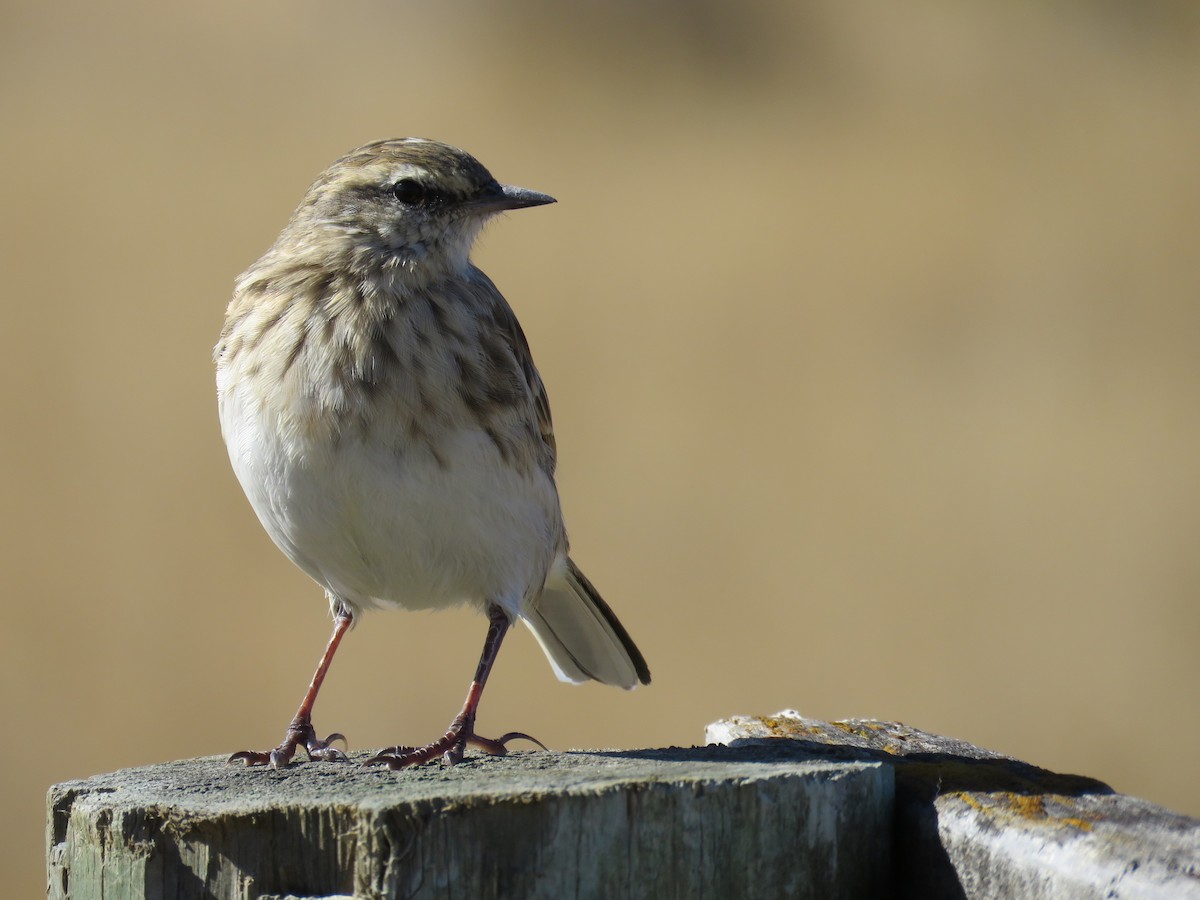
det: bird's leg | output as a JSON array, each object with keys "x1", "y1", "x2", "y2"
[
  {"x1": 229, "y1": 606, "x2": 353, "y2": 768},
  {"x1": 365, "y1": 603, "x2": 547, "y2": 769}
]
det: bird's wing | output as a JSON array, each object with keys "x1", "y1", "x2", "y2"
[{"x1": 493, "y1": 298, "x2": 557, "y2": 471}]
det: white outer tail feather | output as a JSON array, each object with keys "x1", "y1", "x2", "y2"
[{"x1": 525, "y1": 558, "x2": 650, "y2": 689}]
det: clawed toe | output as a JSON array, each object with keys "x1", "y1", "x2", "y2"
[
  {"x1": 307, "y1": 732, "x2": 348, "y2": 762},
  {"x1": 228, "y1": 749, "x2": 273, "y2": 766},
  {"x1": 479, "y1": 731, "x2": 548, "y2": 754},
  {"x1": 364, "y1": 725, "x2": 546, "y2": 769},
  {"x1": 228, "y1": 724, "x2": 348, "y2": 768}
]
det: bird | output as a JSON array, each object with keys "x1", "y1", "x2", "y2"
[{"x1": 214, "y1": 138, "x2": 650, "y2": 769}]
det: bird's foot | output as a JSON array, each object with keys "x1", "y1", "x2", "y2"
[
  {"x1": 363, "y1": 715, "x2": 546, "y2": 769},
  {"x1": 228, "y1": 719, "x2": 348, "y2": 768}
]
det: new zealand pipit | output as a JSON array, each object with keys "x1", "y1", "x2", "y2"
[{"x1": 215, "y1": 139, "x2": 649, "y2": 769}]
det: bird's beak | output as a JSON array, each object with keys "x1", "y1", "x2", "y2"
[{"x1": 468, "y1": 183, "x2": 557, "y2": 214}]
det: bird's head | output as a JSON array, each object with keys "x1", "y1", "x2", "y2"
[{"x1": 282, "y1": 138, "x2": 555, "y2": 283}]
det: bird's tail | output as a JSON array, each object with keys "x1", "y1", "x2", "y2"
[{"x1": 525, "y1": 557, "x2": 651, "y2": 689}]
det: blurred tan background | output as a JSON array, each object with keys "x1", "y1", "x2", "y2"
[{"x1": 4, "y1": 0, "x2": 1199, "y2": 893}]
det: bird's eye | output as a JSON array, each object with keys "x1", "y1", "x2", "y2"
[{"x1": 391, "y1": 179, "x2": 429, "y2": 204}]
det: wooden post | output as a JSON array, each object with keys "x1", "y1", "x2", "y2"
[
  {"x1": 53, "y1": 713, "x2": 1199, "y2": 898},
  {"x1": 47, "y1": 746, "x2": 892, "y2": 899}
]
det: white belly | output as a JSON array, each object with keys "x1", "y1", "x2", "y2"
[{"x1": 218, "y1": 384, "x2": 562, "y2": 617}]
